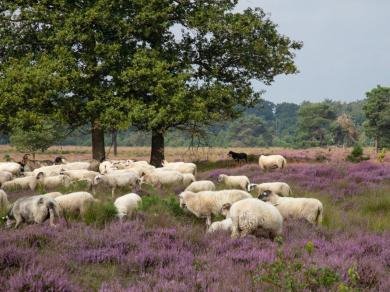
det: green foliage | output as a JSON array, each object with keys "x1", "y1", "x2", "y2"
[
  {"x1": 138, "y1": 194, "x2": 185, "y2": 218},
  {"x1": 10, "y1": 122, "x2": 66, "y2": 155},
  {"x1": 363, "y1": 86, "x2": 390, "y2": 150},
  {"x1": 376, "y1": 148, "x2": 386, "y2": 163},
  {"x1": 297, "y1": 102, "x2": 337, "y2": 147},
  {"x1": 346, "y1": 146, "x2": 369, "y2": 163},
  {"x1": 83, "y1": 201, "x2": 118, "y2": 226}
]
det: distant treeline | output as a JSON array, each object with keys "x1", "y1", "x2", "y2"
[{"x1": 0, "y1": 99, "x2": 365, "y2": 149}]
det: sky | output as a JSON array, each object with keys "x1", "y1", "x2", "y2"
[{"x1": 236, "y1": 0, "x2": 390, "y2": 104}]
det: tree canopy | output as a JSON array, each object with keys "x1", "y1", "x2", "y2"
[{"x1": 0, "y1": 1, "x2": 302, "y2": 165}]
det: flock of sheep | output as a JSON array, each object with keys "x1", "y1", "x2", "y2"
[{"x1": 0, "y1": 153, "x2": 323, "y2": 240}]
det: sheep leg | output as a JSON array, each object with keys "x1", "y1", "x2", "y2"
[
  {"x1": 49, "y1": 209, "x2": 57, "y2": 227},
  {"x1": 206, "y1": 215, "x2": 211, "y2": 227}
]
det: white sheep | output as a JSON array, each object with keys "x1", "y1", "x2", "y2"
[
  {"x1": 0, "y1": 171, "x2": 13, "y2": 185},
  {"x1": 207, "y1": 218, "x2": 232, "y2": 233},
  {"x1": 0, "y1": 162, "x2": 22, "y2": 176},
  {"x1": 178, "y1": 189, "x2": 252, "y2": 226},
  {"x1": 221, "y1": 198, "x2": 283, "y2": 239},
  {"x1": 60, "y1": 170, "x2": 99, "y2": 181},
  {"x1": 6, "y1": 195, "x2": 60, "y2": 228},
  {"x1": 114, "y1": 193, "x2": 142, "y2": 220},
  {"x1": 182, "y1": 173, "x2": 196, "y2": 188},
  {"x1": 218, "y1": 174, "x2": 250, "y2": 191},
  {"x1": 33, "y1": 164, "x2": 64, "y2": 177},
  {"x1": 61, "y1": 161, "x2": 92, "y2": 171},
  {"x1": 0, "y1": 189, "x2": 10, "y2": 210},
  {"x1": 140, "y1": 170, "x2": 184, "y2": 189},
  {"x1": 93, "y1": 173, "x2": 140, "y2": 198},
  {"x1": 259, "y1": 190, "x2": 323, "y2": 226},
  {"x1": 1, "y1": 176, "x2": 37, "y2": 191},
  {"x1": 42, "y1": 192, "x2": 63, "y2": 199},
  {"x1": 185, "y1": 180, "x2": 216, "y2": 193},
  {"x1": 249, "y1": 182, "x2": 292, "y2": 196},
  {"x1": 258, "y1": 154, "x2": 287, "y2": 171},
  {"x1": 36, "y1": 172, "x2": 71, "y2": 190},
  {"x1": 54, "y1": 191, "x2": 95, "y2": 216},
  {"x1": 162, "y1": 160, "x2": 197, "y2": 175}
]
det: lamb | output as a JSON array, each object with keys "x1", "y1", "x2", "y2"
[
  {"x1": 218, "y1": 174, "x2": 250, "y2": 191},
  {"x1": 0, "y1": 162, "x2": 22, "y2": 176},
  {"x1": 221, "y1": 198, "x2": 283, "y2": 239},
  {"x1": 114, "y1": 193, "x2": 142, "y2": 220},
  {"x1": 140, "y1": 170, "x2": 184, "y2": 189},
  {"x1": 0, "y1": 189, "x2": 10, "y2": 210},
  {"x1": 1, "y1": 176, "x2": 37, "y2": 191},
  {"x1": 207, "y1": 218, "x2": 232, "y2": 233},
  {"x1": 54, "y1": 192, "x2": 95, "y2": 216},
  {"x1": 185, "y1": 180, "x2": 216, "y2": 193},
  {"x1": 5, "y1": 195, "x2": 60, "y2": 228},
  {"x1": 259, "y1": 190, "x2": 323, "y2": 226},
  {"x1": 249, "y1": 182, "x2": 292, "y2": 197},
  {"x1": 259, "y1": 154, "x2": 287, "y2": 171},
  {"x1": 93, "y1": 173, "x2": 140, "y2": 198},
  {"x1": 36, "y1": 172, "x2": 72, "y2": 189},
  {"x1": 162, "y1": 160, "x2": 197, "y2": 175},
  {"x1": 178, "y1": 189, "x2": 252, "y2": 226}
]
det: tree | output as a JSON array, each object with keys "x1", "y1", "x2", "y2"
[
  {"x1": 363, "y1": 86, "x2": 390, "y2": 151},
  {"x1": 331, "y1": 113, "x2": 358, "y2": 147},
  {"x1": 297, "y1": 102, "x2": 336, "y2": 147},
  {"x1": 10, "y1": 121, "x2": 66, "y2": 159},
  {"x1": 0, "y1": 2, "x2": 301, "y2": 165},
  {"x1": 120, "y1": 3, "x2": 302, "y2": 166}
]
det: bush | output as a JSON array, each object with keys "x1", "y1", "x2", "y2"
[
  {"x1": 83, "y1": 201, "x2": 118, "y2": 226},
  {"x1": 376, "y1": 148, "x2": 386, "y2": 163},
  {"x1": 346, "y1": 145, "x2": 369, "y2": 163}
]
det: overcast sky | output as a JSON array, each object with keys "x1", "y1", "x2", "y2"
[{"x1": 236, "y1": 0, "x2": 390, "y2": 104}]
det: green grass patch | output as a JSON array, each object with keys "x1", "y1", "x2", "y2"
[{"x1": 83, "y1": 201, "x2": 118, "y2": 226}]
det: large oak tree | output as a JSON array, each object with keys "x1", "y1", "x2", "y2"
[{"x1": 0, "y1": 1, "x2": 301, "y2": 165}]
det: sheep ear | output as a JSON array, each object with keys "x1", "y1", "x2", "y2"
[{"x1": 38, "y1": 197, "x2": 44, "y2": 204}]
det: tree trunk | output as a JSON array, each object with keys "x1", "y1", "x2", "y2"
[
  {"x1": 92, "y1": 123, "x2": 105, "y2": 162},
  {"x1": 112, "y1": 130, "x2": 118, "y2": 157},
  {"x1": 150, "y1": 129, "x2": 165, "y2": 167}
]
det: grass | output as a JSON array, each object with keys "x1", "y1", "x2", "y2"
[{"x1": 83, "y1": 201, "x2": 118, "y2": 226}]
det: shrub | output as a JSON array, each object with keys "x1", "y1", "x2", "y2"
[
  {"x1": 346, "y1": 146, "x2": 369, "y2": 163},
  {"x1": 83, "y1": 201, "x2": 118, "y2": 226},
  {"x1": 377, "y1": 148, "x2": 386, "y2": 163}
]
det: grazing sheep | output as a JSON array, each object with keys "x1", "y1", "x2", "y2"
[
  {"x1": 114, "y1": 193, "x2": 142, "y2": 220},
  {"x1": 258, "y1": 155, "x2": 287, "y2": 171},
  {"x1": 259, "y1": 190, "x2": 323, "y2": 226},
  {"x1": 62, "y1": 161, "x2": 92, "y2": 171},
  {"x1": 5, "y1": 195, "x2": 60, "y2": 228},
  {"x1": 182, "y1": 173, "x2": 196, "y2": 188},
  {"x1": 162, "y1": 160, "x2": 197, "y2": 175},
  {"x1": 0, "y1": 189, "x2": 10, "y2": 210},
  {"x1": 218, "y1": 174, "x2": 250, "y2": 191},
  {"x1": 0, "y1": 171, "x2": 13, "y2": 184},
  {"x1": 249, "y1": 182, "x2": 292, "y2": 196},
  {"x1": 60, "y1": 170, "x2": 99, "y2": 181},
  {"x1": 42, "y1": 192, "x2": 63, "y2": 199},
  {"x1": 140, "y1": 170, "x2": 184, "y2": 189},
  {"x1": 33, "y1": 164, "x2": 64, "y2": 177},
  {"x1": 207, "y1": 218, "x2": 232, "y2": 233},
  {"x1": 1, "y1": 176, "x2": 37, "y2": 191},
  {"x1": 185, "y1": 180, "x2": 216, "y2": 193},
  {"x1": 0, "y1": 162, "x2": 22, "y2": 176},
  {"x1": 93, "y1": 173, "x2": 140, "y2": 198},
  {"x1": 99, "y1": 161, "x2": 115, "y2": 174},
  {"x1": 54, "y1": 192, "x2": 95, "y2": 216},
  {"x1": 36, "y1": 172, "x2": 71, "y2": 189},
  {"x1": 221, "y1": 198, "x2": 283, "y2": 239},
  {"x1": 107, "y1": 168, "x2": 144, "y2": 178},
  {"x1": 178, "y1": 190, "x2": 252, "y2": 226}
]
